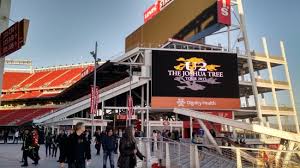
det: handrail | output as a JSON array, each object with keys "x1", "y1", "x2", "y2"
[
  {"x1": 35, "y1": 77, "x2": 131, "y2": 121},
  {"x1": 137, "y1": 137, "x2": 299, "y2": 167}
]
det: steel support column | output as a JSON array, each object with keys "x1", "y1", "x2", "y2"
[
  {"x1": 280, "y1": 41, "x2": 300, "y2": 133},
  {"x1": 262, "y1": 37, "x2": 282, "y2": 130}
]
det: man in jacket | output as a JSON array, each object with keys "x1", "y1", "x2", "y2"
[
  {"x1": 102, "y1": 128, "x2": 116, "y2": 168},
  {"x1": 21, "y1": 129, "x2": 38, "y2": 167},
  {"x1": 94, "y1": 130, "x2": 102, "y2": 155},
  {"x1": 57, "y1": 130, "x2": 68, "y2": 162},
  {"x1": 60, "y1": 122, "x2": 91, "y2": 168}
]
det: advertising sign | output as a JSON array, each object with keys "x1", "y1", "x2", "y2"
[
  {"x1": 117, "y1": 114, "x2": 137, "y2": 120},
  {"x1": 151, "y1": 50, "x2": 240, "y2": 109},
  {"x1": 0, "y1": 19, "x2": 29, "y2": 58},
  {"x1": 144, "y1": 0, "x2": 174, "y2": 23},
  {"x1": 127, "y1": 0, "x2": 232, "y2": 51},
  {"x1": 144, "y1": 3, "x2": 160, "y2": 23},
  {"x1": 217, "y1": 0, "x2": 231, "y2": 25}
]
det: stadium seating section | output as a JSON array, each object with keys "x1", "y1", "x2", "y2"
[
  {"x1": 0, "y1": 108, "x2": 57, "y2": 126},
  {"x1": 1, "y1": 65, "x2": 93, "y2": 101},
  {"x1": 2, "y1": 72, "x2": 30, "y2": 90}
]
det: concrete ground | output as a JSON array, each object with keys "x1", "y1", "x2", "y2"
[{"x1": 0, "y1": 143, "x2": 120, "y2": 168}]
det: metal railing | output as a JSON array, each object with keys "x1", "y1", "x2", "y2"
[
  {"x1": 135, "y1": 137, "x2": 300, "y2": 168},
  {"x1": 34, "y1": 77, "x2": 131, "y2": 121}
]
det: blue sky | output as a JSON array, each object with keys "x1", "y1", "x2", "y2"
[{"x1": 7, "y1": 0, "x2": 300, "y2": 113}]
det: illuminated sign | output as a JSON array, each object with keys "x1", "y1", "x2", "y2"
[{"x1": 151, "y1": 50, "x2": 240, "y2": 109}]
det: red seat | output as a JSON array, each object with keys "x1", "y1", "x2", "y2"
[
  {"x1": 29, "y1": 70, "x2": 67, "y2": 88},
  {"x1": 2, "y1": 72, "x2": 30, "y2": 90},
  {"x1": 48, "y1": 68, "x2": 84, "y2": 87},
  {"x1": 18, "y1": 71, "x2": 49, "y2": 88},
  {"x1": 1, "y1": 92, "x2": 23, "y2": 100},
  {"x1": 19, "y1": 91, "x2": 42, "y2": 99},
  {"x1": 2, "y1": 65, "x2": 93, "y2": 101},
  {"x1": 0, "y1": 108, "x2": 57, "y2": 126}
]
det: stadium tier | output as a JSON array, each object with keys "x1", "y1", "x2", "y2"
[
  {"x1": 1, "y1": 64, "x2": 94, "y2": 101},
  {"x1": 0, "y1": 108, "x2": 57, "y2": 126}
]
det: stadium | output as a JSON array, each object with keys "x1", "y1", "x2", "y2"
[{"x1": 1, "y1": 0, "x2": 300, "y2": 167}]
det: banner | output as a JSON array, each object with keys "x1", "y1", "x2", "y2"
[
  {"x1": 151, "y1": 50, "x2": 240, "y2": 109},
  {"x1": 95, "y1": 86, "x2": 99, "y2": 114},
  {"x1": 217, "y1": 0, "x2": 231, "y2": 25},
  {"x1": 90, "y1": 85, "x2": 99, "y2": 114},
  {"x1": 127, "y1": 96, "x2": 134, "y2": 119}
]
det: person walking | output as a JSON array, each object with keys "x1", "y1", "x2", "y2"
[
  {"x1": 52, "y1": 132, "x2": 58, "y2": 158},
  {"x1": 59, "y1": 122, "x2": 91, "y2": 168},
  {"x1": 118, "y1": 126, "x2": 145, "y2": 168},
  {"x1": 21, "y1": 129, "x2": 30, "y2": 167},
  {"x1": 21, "y1": 129, "x2": 39, "y2": 167},
  {"x1": 102, "y1": 128, "x2": 116, "y2": 168},
  {"x1": 31, "y1": 128, "x2": 40, "y2": 165},
  {"x1": 84, "y1": 130, "x2": 92, "y2": 144},
  {"x1": 94, "y1": 130, "x2": 101, "y2": 155},
  {"x1": 114, "y1": 130, "x2": 119, "y2": 154},
  {"x1": 57, "y1": 130, "x2": 68, "y2": 162},
  {"x1": 45, "y1": 132, "x2": 52, "y2": 157},
  {"x1": 3, "y1": 130, "x2": 8, "y2": 144},
  {"x1": 152, "y1": 130, "x2": 158, "y2": 152},
  {"x1": 13, "y1": 130, "x2": 20, "y2": 144}
]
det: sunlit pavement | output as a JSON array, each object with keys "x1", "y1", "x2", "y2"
[{"x1": 0, "y1": 143, "x2": 118, "y2": 168}]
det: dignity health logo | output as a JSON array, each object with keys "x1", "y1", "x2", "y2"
[
  {"x1": 176, "y1": 98, "x2": 217, "y2": 107},
  {"x1": 168, "y1": 57, "x2": 224, "y2": 91}
]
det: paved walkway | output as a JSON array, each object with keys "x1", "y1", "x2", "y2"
[{"x1": 0, "y1": 143, "x2": 119, "y2": 168}]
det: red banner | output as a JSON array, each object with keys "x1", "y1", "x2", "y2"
[
  {"x1": 90, "y1": 85, "x2": 99, "y2": 114},
  {"x1": 90, "y1": 86, "x2": 95, "y2": 114},
  {"x1": 95, "y1": 86, "x2": 99, "y2": 113},
  {"x1": 217, "y1": 0, "x2": 231, "y2": 26},
  {"x1": 127, "y1": 96, "x2": 134, "y2": 119}
]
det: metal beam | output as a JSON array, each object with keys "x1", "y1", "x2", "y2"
[
  {"x1": 173, "y1": 108, "x2": 300, "y2": 142},
  {"x1": 197, "y1": 119, "x2": 222, "y2": 154},
  {"x1": 104, "y1": 106, "x2": 149, "y2": 110},
  {"x1": 34, "y1": 76, "x2": 149, "y2": 124}
]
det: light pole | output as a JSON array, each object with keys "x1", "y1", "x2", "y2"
[
  {"x1": 128, "y1": 64, "x2": 132, "y2": 126},
  {"x1": 90, "y1": 41, "x2": 100, "y2": 135}
]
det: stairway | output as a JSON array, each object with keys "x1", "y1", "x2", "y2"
[{"x1": 137, "y1": 138, "x2": 236, "y2": 168}]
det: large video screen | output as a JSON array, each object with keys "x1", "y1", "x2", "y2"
[{"x1": 151, "y1": 50, "x2": 240, "y2": 109}]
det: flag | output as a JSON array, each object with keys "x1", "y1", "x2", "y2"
[
  {"x1": 90, "y1": 85, "x2": 99, "y2": 114},
  {"x1": 127, "y1": 96, "x2": 134, "y2": 119},
  {"x1": 95, "y1": 86, "x2": 99, "y2": 114}
]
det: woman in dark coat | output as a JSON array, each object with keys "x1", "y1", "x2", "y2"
[{"x1": 118, "y1": 127, "x2": 145, "y2": 168}]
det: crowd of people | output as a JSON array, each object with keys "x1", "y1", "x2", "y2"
[
  {"x1": 0, "y1": 129, "x2": 21, "y2": 144},
  {"x1": 14, "y1": 123, "x2": 145, "y2": 168}
]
